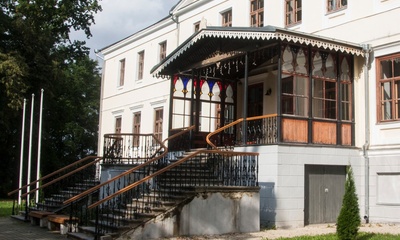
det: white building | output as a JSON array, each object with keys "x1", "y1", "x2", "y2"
[{"x1": 98, "y1": 0, "x2": 400, "y2": 228}]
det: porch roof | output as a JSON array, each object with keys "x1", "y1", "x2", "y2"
[{"x1": 150, "y1": 26, "x2": 364, "y2": 77}]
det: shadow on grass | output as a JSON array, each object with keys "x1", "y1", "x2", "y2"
[{"x1": 357, "y1": 233, "x2": 376, "y2": 240}]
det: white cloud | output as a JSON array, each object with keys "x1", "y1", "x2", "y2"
[{"x1": 71, "y1": 0, "x2": 178, "y2": 58}]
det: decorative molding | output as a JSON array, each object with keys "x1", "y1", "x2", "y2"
[
  {"x1": 112, "y1": 109, "x2": 124, "y2": 115},
  {"x1": 150, "y1": 99, "x2": 167, "y2": 107},
  {"x1": 129, "y1": 104, "x2": 144, "y2": 111}
]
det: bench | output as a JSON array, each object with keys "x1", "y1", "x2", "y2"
[
  {"x1": 47, "y1": 214, "x2": 79, "y2": 234},
  {"x1": 28, "y1": 211, "x2": 54, "y2": 227}
]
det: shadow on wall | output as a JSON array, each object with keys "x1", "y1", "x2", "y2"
[{"x1": 259, "y1": 182, "x2": 276, "y2": 228}]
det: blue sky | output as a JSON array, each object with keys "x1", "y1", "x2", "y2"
[{"x1": 71, "y1": 0, "x2": 179, "y2": 59}]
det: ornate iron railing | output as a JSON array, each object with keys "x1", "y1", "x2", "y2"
[
  {"x1": 7, "y1": 156, "x2": 101, "y2": 219},
  {"x1": 85, "y1": 149, "x2": 258, "y2": 237},
  {"x1": 207, "y1": 114, "x2": 278, "y2": 149},
  {"x1": 63, "y1": 126, "x2": 194, "y2": 237}
]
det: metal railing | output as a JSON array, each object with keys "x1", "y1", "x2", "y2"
[
  {"x1": 87, "y1": 149, "x2": 259, "y2": 237},
  {"x1": 63, "y1": 126, "x2": 194, "y2": 237},
  {"x1": 7, "y1": 156, "x2": 101, "y2": 218},
  {"x1": 206, "y1": 114, "x2": 278, "y2": 149}
]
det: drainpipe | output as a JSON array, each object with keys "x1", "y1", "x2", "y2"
[{"x1": 362, "y1": 44, "x2": 372, "y2": 224}]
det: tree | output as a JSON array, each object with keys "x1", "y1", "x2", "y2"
[
  {"x1": 0, "y1": 0, "x2": 102, "y2": 197},
  {"x1": 336, "y1": 166, "x2": 361, "y2": 240}
]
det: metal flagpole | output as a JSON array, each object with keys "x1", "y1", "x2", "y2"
[
  {"x1": 18, "y1": 99, "x2": 27, "y2": 205},
  {"x1": 35, "y1": 89, "x2": 44, "y2": 203},
  {"x1": 27, "y1": 94, "x2": 34, "y2": 205}
]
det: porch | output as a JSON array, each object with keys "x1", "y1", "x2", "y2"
[{"x1": 152, "y1": 26, "x2": 363, "y2": 149}]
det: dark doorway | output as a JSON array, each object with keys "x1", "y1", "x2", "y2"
[{"x1": 248, "y1": 83, "x2": 264, "y2": 117}]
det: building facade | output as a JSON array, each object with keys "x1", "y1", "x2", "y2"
[{"x1": 98, "y1": 0, "x2": 400, "y2": 228}]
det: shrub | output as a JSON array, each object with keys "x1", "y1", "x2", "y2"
[{"x1": 336, "y1": 166, "x2": 361, "y2": 240}]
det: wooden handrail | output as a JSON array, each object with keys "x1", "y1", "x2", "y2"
[
  {"x1": 21, "y1": 157, "x2": 102, "y2": 198},
  {"x1": 8, "y1": 155, "x2": 99, "y2": 196},
  {"x1": 206, "y1": 114, "x2": 278, "y2": 149},
  {"x1": 88, "y1": 149, "x2": 259, "y2": 209},
  {"x1": 63, "y1": 126, "x2": 194, "y2": 205}
]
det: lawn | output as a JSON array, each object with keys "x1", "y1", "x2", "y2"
[
  {"x1": 0, "y1": 199, "x2": 13, "y2": 217},
  {"x1": 275, "y1": 232, "x2": 400, "y2": 240}
]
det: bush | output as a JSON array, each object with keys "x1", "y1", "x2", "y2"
[{"x1": 336, "y1": 166, "x2": 361, "y2": 240}]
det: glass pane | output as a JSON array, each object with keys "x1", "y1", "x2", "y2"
[
  {"x1": 282, "y1": 96, "x2": 294, "y2": 114},
  {"x1": 282, "y1": 76, "x2": 293, "y2": 94},
  {"x1": 341, "y1": 83, "x2": 350, "y2": 102},
  {"x1": 282, "y1": 46, "x2": 293, "y2": 72},
  {"x1": 341, "y1": 102, "x2": 350, "y2": 121},
  {"x1": 295, "y1": 96, "x2": 308, "y2": 116},
  {"x1": 326, "y1": 99, "x2": 336, "y2": 119},
  {"x1": 340, "y1": 57, "x2": 350, "y2": 82},
  {"x1": 295, "y1": 76, "x2": 308, "y2": 96},
  {"x1": 226, "y1": 84, "x2": 234, "y2": 103},
  {"x1": 325, "y1": 81, "x2": 336, "y2": 100},
  {"x1": 383, "y1": 101, "x2": 392, "y2": 120},
  {"x1": 394, "y1": 58, "x2": 400, "y2": 77},
  {"x1": 382, "y1": 82, "x2": 392, "y2": 100},
  {"x1": 313, "y1": 78, "x2": 323, "y2": 98},
  {"x1": 325, "y1": 54, "x2": 336, "y2": 79},
  {"x1": 313, "y1": 98, "x2": 324, "y2": 118},
  {"x1": 295, "y1": 48, "x2": 307, "y2": 74},
  {"x1": 312, "y1": 51, "x2": 323, "y2": 77},
  {"x1": 380, "y1": 59, "x2": 392, "y2": 79}
]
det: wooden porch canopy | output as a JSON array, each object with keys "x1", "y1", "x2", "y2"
[{"x1": 150, "y1": 25, "x2": 364, "y2": 77}]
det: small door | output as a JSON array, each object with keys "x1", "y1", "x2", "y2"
[{"x1": 305, "y1": 165, "x2": 346, "y2": 225}]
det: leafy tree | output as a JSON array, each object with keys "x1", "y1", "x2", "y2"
[
  {"x1": 0, "y1": 0, "x2": 102, "y2": 197},
  {"x1": 337, "y1": 166, "x2": 361, "y2": 240}
]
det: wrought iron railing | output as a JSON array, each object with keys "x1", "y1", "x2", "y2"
[
  {"x1": 63, "y1": 126, "x2": 194, "y2": 237},
  {"x1": 207, "y1": 114, "x2": 278, "y2": 149},
  {"x1": 85, "y1": 149, "x2": 258, "y2": 237},
  {"x1": 7, "y1": 156, "x2": 101, "y2": 219}
]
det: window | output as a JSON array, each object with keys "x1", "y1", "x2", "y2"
[
  {"x1": 327, "y1": 0, "x2": 347, "y2": 12},
  {"x1": 119, "y1": 59, "x2": 125, "y2": 86},
  {"x1": 281, "y1": 76, "x2": 309, "y2": 116},
  {"x1": 340, "y1": 55, "x2": 352, "y2": 121},
  {"x1": 285, "y1": 0, "x2": 302, "y2": 26},
  {"x1": 154, "y1": 108, "x2": 163, "y2": 141},
  {"x1": 221, "y1": 10, "x2": 232, "y2": 27},
  {"x1": 250, "y1": 0, "x2": 264, "y2": 27},
  {"x1": 312, "y1": 51, "x2": 337, "y2": 119},
  {"x1": 137, "y1": 51, "x2": 145, "y2": 80},
  {"x1": 115, "y1": 117, "x2": 122, "y2": 133},
  {"x1": 377, "y1": 53, "x2": 400, "y2": 122},
  {"x1": 159, "y1": 41, "x2": 167, "y2": 61},
  {"x1": 194, "y1": 22, "x2": 200, "y2": 32},
  {"x1": 132, "y1": 112, "x2": 141, "y2": 146}
]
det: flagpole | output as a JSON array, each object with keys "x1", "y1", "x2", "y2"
[
  {"x1": 18, "y1": 99, "x2": 27, "y2": 205},
  {"x1": 27, "y1": 94, "x2": 34, "y2": 205},
  {"x1": 35, "y1": 89, "x2": 44, "y2": 203}
]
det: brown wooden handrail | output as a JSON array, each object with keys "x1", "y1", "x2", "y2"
[
  {"x1": 8, "y1": 155, "x2": 100, "y2": 196},
  {"x1": 63, "y1": 126, "x2": 194, "y2": 205},
  {"x1": 206, "y1": 114, "x2": 278, "y2": 149},
  {"x1": 21, "y1": 157, "x2": 102, "y2": 198},
  {"x1": 87, "y1": 149, "x2": 259, "y2": 209}
]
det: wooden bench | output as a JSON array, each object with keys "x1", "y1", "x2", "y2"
[
  {"x1": 47, "y1": 214, "x2": 79, "y2": 234},
  {"x1": 28, "y1": 211, "x2": 54, "y2": 227}
]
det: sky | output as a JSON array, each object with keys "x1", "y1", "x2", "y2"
[{"x1": 71, "y1": 0, "x2": 179, "y2": 60}]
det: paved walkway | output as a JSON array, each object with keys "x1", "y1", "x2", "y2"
[{"x1": 0, "y1": 217, "x2": 67, "y2": 240}]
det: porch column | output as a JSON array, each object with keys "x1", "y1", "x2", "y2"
[{"x1": 242, "y1": 52, "x2": 249, "y2": 145}]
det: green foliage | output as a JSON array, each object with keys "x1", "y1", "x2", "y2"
[
  {"x1": 0, "y1": 0, "x2": 102, "y2": 197},
  {"x1": 0, "y1": 200, "x2": 13, "y2": 217},
  {"x1": 275, "y1": 232, "x2": 400, "y2": 240},
  {"x1": 336, "y1": 166, "x2": 361, "y2": 240}
]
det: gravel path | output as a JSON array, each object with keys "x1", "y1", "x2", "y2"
[{"x1": 160, "y1": 223, "x2": 400, "y2": 239}]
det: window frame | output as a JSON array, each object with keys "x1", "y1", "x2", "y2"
[
  {"x1": 376, "y1": 53, "x2": 400, "y2": 122},
  {"x1": 327, "y1": 0, "x2": 347, "y2": 13},
  {"x1": 159, "y1": 41, "x2": 167, "y2": 61},
  {"x1": 154, "y1": 108, "x2": 164, "y2": 141},
  {"x1": 194, "y1": 21, "x2": 200, "y2": 33},
  {"x1": 285, "y1": 0, "x2": 302, "y2": 27},
  {"x1": 115, "y1": 116, "x2": 122, "y2": 133},
  {"x1": 250, "y1": 0, "x2": 264, "y2": 27},
  {"x1": 118, "y1": 58, "x2": 125, "y2": 87},
  {"x1": 221, "y1": 9, "x2": 232, "y2": 27},
  {"x1": 137, "y1": 51, "x2": 145, "y2": 80}
]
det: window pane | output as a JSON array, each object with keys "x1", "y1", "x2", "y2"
[
  {"x1": 326, "y1": 81, "x2": 336, "y2": 100},
  {"x1": 340, "y1": 57, "x2": 350, "y2": 82},
  {"x1": 394, "y1": 58, "x2": 400, "y2": 77},
  {"x1": 295, "y1": 48, "x2": 307, "y2": 74},
  {"x1": 282, "y1": 46, "x2": 294, "y2": 72},
  {"x1": 382, "y1": 82, "x2": 392, "y2": 100},
  {"x1": 325, "y1": 54, "x2": 336, "y2": 79},
  {"x1": 380, "y1": 60, "x2": 392, "y2": 79},
  {"x1": 295, "y1": 76, "x2": 308, "y2": 96},
  {"x1": 313, "y1": 78, "x2": 323, "y2": 98},
  {"x1": 383, "y1": 101, "x2": 392, "y2": 120},
  {"x1": 313, "y1": 99, "x2": 324, "y2": 118}
]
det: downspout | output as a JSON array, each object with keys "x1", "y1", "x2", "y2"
[
  {"x1": 362, "y1": 44, "x2": 372, "y2": 223},
  {"x1": 171, "y1": 14, "x2": 180, "y2": 48}
]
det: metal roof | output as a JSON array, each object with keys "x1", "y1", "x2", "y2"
[{"x1": 150, "y1": 26, "x2": 364, "y2": 77}]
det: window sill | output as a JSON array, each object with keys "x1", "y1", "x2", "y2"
[
  {"x1": 326, "y1": 7, "x2": 347, "y2": 18},
  {"x1": 285, "y1": 22, "x2": 301, "y2": 29}
]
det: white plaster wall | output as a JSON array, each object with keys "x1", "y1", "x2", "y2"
[{"x1": 237, "y1": 145, "x2": 363, "y2": 228}]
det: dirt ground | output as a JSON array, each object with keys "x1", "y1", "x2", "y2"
[{"x1": 160, "y1": 223, "x2": 400, "y2": 239}]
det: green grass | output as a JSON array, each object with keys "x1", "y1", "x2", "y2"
[
  {"x1": 0, "y1": 199, "x2": 14, "y2": 217},
  {"x1": 272, "y1": 232, "x2": 400, "y2": 240}
]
